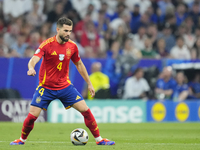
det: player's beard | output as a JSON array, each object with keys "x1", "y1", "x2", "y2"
[{"x1": 60, "y1": 35, "x2": 69, "y2": 42}]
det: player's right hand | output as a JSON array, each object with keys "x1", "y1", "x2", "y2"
[{"x1": 27, "y1": 68, "x2": 36, "y2": 76}]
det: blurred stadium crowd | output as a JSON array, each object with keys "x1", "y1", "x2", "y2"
[{"x1": 0, "y1": 0, "x2": 200, "y2": 101}]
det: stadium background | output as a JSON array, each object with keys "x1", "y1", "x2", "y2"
[{"x1": 0, "y1": 0, "x2": 200, "y2": 124}]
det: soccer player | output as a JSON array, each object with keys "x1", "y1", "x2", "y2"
[{"x1": 10, "y1": 17, "x2": 115, "y2": 146}]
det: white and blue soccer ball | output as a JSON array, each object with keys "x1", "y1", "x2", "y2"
[{"x1": 70, "y1": 128, "x2": 89, "y2": 145}]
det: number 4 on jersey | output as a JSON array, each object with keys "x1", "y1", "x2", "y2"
[{"x1": 57, "y1": 62, "x2": 62, "y2": 71}]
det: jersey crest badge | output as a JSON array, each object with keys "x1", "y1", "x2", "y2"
[
  {"x1": 59, "y1": 54, "x2": 65, "y2": 61},
  {"x1": 66, "y1": 48, "x2": 71, "y2": 59},
  {"x1": 51, "y1": 51, "x2": 57, "y2": 55}
]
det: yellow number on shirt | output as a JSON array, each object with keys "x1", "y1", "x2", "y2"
[
  {"x1": 57, "y1": 62, "x2": 62, "y2": 71},
  {"x1": 39, "y1": 88, "x2": 44, "y2": 96}
]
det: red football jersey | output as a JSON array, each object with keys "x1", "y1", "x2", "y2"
[{"x1": 34, "y1": 36, "x2": 80, "y2": 90}]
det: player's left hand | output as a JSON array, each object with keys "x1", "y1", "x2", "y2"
[{"x1": 88, "y1": 84, "x2": 95, "y2": 98}]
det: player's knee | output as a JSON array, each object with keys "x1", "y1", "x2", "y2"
[
  {"x1": 29, "y1": 105, "x2": 42, "y2": 117},
  {"x1": 79, "y1": 106, "x2": 89, "y2": 113}
]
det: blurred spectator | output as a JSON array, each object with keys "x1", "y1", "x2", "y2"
[
  {"x1": 0, "y1": 45, "x2": 7, "y2": 57},
  {"x1": 74, "y1": 13, "x2": 91, "y2": 42},
  {"x1": 175, "y1": 3, "x2": 188, "y2": 26},
  {"x1": 157, "y1": 23, "x2": 176, "y2": 52},
  {"x1": 187, "y1": 0, "x2": 200, "y2": 10},
  {"x1": 109, "y1": 2, "x2": 127, "y2": 21},
  {"x1": 70, "y1": 32, "x2": 85, "y2": 57},
  {"x1": 113, "y1": 25, "x2": 127, "y2": 49},
  {"x1": 192, "y1": 37, "x2": 200, "y2": 59},
  {"x1": 147, "y1": 24, "x2": 158, "y2": 47},
  {"x1": 72, "y1": 0, "x2": 101, "y2": 19},
  {"x1": 172, "y1": 72, "x2": 189, "y2": 101},
  {"x1": 100, "y1": 2, "x2": 115, "y2": 22},
  {"x1": 82, "y1": 62, "x2": 110, "y2": 100},
  {"x1": 104, "y1": 41, "x2": 122, "y2": 96},
  {"x1": 164, "y1": 14, "x2": 177, "y2": 34},
  {"x1": 158, "y1": 0, "x2": 174, "y2": 15},
  {"x1": 188, "y1": 73, "x2": 200, "y2": 99},
  {"x1": 141, "y1": 38, "x2": 160, "y2": 59},
  {"x1": 94, "y1": 10, "x2": 109, "y2": 36},
  {"x1": 195, "y1": 26, "x2": 200, "y2": 38},
  {"x1": 146, "y1": 6, "x2": 159, "y2": 24},
  {"x1": 170, "y1": 36, "x2": 191, "y2": 59},
  {"x1": 67, "y1": 9, "x2": 81, "y2": 27},
  {"x1": 103, "y1": 29, "x2": 113, "y2": 51},
  {"x1": 130, "y1": 4, "x2": 141, "y2": 34},
  {"x1": 123, "y1": 68, "x2": 150, "y2": 99},
  {"x1": 155, "y1": 66, "x2": 176, "y2": 100},
  {"x1": 175, "y1": 24, "x2": 186, "y2": 37},
  {"x1": 0, "y1": 33, "x2": 8, "y2": 57},
  {"x1": 109, "y1": 10, "x2": 131, "y2": 33},
  {"x1": 28, "y1": 31, "x2": 40, "y2": 50},
  {"x1": 0, "y1": 18, "x2": 5, "y2": 33},
  {"x1": 122, "y1": 36, "x2": 142, "y2": 60},
  {"x1": 71, "y1": 0, "x2": 90, "y2": 19},
  {"x1": 25, "y1": 1, "x2": 46, "y2": 27},
  {"x1": 189, "y1": 2, "x2": 200, "y2": 26},
  {"x1": 62, "y1": 0, "x2": 73, "y2": 14},
  {"x1": 23, "y1": 46, "x2": 34, "y2": 58},
  {"x1": 126, "y1": 0, "x2": 151, "y2": 15},
  {"x1": 10, "y1": 34, "x2": 28, "y2": 57},
  {"x1": 80, "y1": 21, "x2": 100, "y2": 58},
  {"x1": 40, "y1": 23, "x2": 51, "y2": 42},
  {"x1": 85, "y1": 3, "x2": 100, "y2": 22},
  {"x1": 183, "y1": 17, "x2": 196, "y2": 49},
  {"x1": 156, "y1": 38, "x2": 169, "y2": 58},
  {"x1": 130, "y1": 26, "x2": 147, "y2": 50},
  {"x1": 150, "y1": 0, "x2": 159, "y2": 13},
  {"x1": 3, "y1": 24, "x2": 20, "y2": 47},
  {"x1": 46, "y1": 2, "x2": 64, "y2": 24},
  {"x1": 131, "y1": 13, "x2": 150, "y2": 34},
  {"x1": 3, "y1": 0, "x2": 32, "y2": 18}
]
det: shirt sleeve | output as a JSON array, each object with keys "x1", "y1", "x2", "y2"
[
  {"x1": 34, "y1": 43, "x2": 46, "y2": 58},
  {"x1": 142, "y1": 79, "x2": 150, "y2": 92},
  {"x1": 156, "y1": 79, "x2": 163, "y2": 89},
  {"x1": 71, "y1": 44, "x2": 81, "y2": 63}
]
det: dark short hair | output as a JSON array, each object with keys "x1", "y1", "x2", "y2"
[
  {"x1": 57, "y1": 17, "x2": 73, "y2": 28},
  {"x1": 176, "y1": 36, "x2": 184, "y2": 41},
  {"x1": 133, "y1": 68, "x2": 143, "y2": 76}
]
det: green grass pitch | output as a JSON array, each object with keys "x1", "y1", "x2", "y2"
[{"x1": 0, "y1": 122, "x2": 200, "y2": 150}]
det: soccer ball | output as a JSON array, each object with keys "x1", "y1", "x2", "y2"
[{"x1": 70, "y1": 128, "x2": 89, "y2": 145}]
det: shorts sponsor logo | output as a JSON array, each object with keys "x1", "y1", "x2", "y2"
[
  {"x1": 151, "y1": 102, "x2": 166, "y2": 122},
  {"x1": 175, "y1": 103, "x2": 189, "y2": 122}
]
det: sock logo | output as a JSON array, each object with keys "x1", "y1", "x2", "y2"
[
  {"x1": 92, "y1": 121, "x2": 97, "y2": 126},
  {"x1": 21, "y1": 131, "x2": 27, "y2": 135},
  {"x1": 94, "y1": 126, "x2": 99, "y2": 131}
]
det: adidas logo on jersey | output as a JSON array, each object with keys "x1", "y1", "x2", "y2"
[
  {"x1": 51, "y1": 51, "x2": 57, "y2": 55},
  {"x1": 76, "y1": 95, "x2": 81, "y2": 100}
]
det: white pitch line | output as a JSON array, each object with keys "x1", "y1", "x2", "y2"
[{"x1": 1, "y1": 141, "x2": 200, "y2": 145}]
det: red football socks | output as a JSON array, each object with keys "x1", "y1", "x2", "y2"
[
  {"x1": 21, "y1": 113, "x2": 37, "y2": 140},
  {"x1": 81, "y1": 109, "x2": 100, "y2": 138}
]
